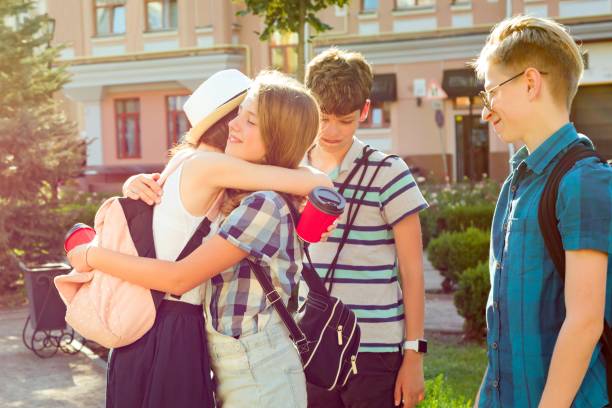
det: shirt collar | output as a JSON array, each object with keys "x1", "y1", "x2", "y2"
[
  {"x1": 304, "y1": 137, "x2": 365, "y2": 175},
  {"x1": 338, "y1": 137, "x2": 366, "y2": 174},
  {"x1": 509, "y1": 123, "x2": 592, "y2": 174}
]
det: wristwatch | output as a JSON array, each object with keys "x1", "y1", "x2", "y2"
[{"x1": 402, "y1": 339, "x2": 428, "y2": 354}]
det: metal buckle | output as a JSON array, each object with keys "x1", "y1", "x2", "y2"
[
  {"x1": 265, "y1": 290, "x2": 282, "y2": 305},
  {"x1": 295, "y1": 336, "x2": 309, "y2": 354}
]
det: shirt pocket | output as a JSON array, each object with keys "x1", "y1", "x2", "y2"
[{"x1": 505, "y1": 217, "x2": 548, "y2": 277}]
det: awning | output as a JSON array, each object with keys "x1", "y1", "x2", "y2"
[
  {"x1": 371, "y1": 73, "x2": 397, "y2": 102},
  {"x1": 442, "y1": 68, "x2": 484, "y2": 98}
]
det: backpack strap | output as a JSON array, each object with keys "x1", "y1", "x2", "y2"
[
  {"x1": 324, "y1": 147, "x2": 399, "y2": 293},
  {"x1": 537, "y1": 142, "x2": 612, "y2": 402}
]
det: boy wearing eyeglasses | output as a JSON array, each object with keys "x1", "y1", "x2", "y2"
[{"x1": 472, "y1": 16, "x2": 611, "y2": 408}]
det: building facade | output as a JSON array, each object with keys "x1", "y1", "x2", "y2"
[{"x1": 41, "y1": 0, "x2": 612, "y2": 191}]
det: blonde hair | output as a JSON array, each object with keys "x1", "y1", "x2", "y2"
[
  {"x1": 306, "y1": 47, "x2": 373, "y2": 115},
  {"x1": 221, "y1": 71, "x2": 320, "y2": 215},
  {"x1": 471, "y1": 15, "x2": 584, "y2": 109}
]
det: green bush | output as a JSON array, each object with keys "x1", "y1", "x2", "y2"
[
  {"x1": 420, "y1": 204, "x2": 494, "y2": 248},
  {"x1": 0, "y1": 189, "x2": 115, "y2": 295},
  {"x1": 454, "y1": 262, "x2": 490, "y2": 340},
  {"x1": 441, "y1": 204, "x2": 495, "y2": 233},
  {"x1": 421, "y1": 178, "x2": 501, "y2": 209},
  {"x1": 420, "y1": 179, "x2": 500, "y2": 247},
  {"x1": 426, "y1": 227, "x2": 489, "y2": 287},
  {"x1": 417, "y1": 374, "x2": 472, "y2": 408}
]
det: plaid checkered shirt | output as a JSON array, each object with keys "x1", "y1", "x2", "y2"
[{"x1": 210, "y1": 191, "x2": 302, "y2": 338}]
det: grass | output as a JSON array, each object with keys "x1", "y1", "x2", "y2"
[{"x1": 419, "y1": 333, "x2": 488, "y2": 407}]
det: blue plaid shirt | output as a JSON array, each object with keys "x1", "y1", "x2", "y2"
[
  {"x1": 479, "y1": 123, "x2": 612, "y2": 408},
  {"x1": 211, "y1": 191, "x2": 302, "y2": 338}
]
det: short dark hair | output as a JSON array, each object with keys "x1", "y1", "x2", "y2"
[{"x1": 306, "y1": 48, "x2": 373, "y2": 116}]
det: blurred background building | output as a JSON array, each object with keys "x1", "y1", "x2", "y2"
[{"x1": 39, "y1": 0, "x2": 612, "y2": 191}]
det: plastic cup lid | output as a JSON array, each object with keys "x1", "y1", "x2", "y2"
[{"x1": 308, "y1": 187, "x2": 346, "y2": 216}]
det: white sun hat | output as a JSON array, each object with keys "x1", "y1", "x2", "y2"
[{"x1": 183, "y1": 69, "x2": 252, "y2": 144}]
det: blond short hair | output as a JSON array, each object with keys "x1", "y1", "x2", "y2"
[
  {"x1": 471, "y1": 15, "x2": 584, "y2": 109},
  {"x1": 306, "y1": 47, "x2": 373, "y2": 116}
]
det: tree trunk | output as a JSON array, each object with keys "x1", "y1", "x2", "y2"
[{"x1": 296, "y1": 0, "x2": 306, "y2": 83}]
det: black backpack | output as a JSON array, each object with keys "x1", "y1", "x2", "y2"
[{"x1": 538, "y1": 143, "x2": 612, "y2": 402}]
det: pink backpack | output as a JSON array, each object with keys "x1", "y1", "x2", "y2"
[{"x1": 54, "y1": 151, "x2": 221, "y2": 348}]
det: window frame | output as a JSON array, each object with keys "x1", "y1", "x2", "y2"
[
  {"x1": 144, "y1": 0, "x2": 178, "y2": 32},
  {"x1": 362, "y1": 0, "x2": 379, "y2": 13},
  {"x1": 166, "y1": 95, "x2": 190, "y2": 148},
  {"x1": 361, "y1": 101, "x2": 391, "y2": 129},
  {"x1": 115, "y1": 98, "x2": 141, "y2": 159},
  {"x1": 93, "y1": 0, "x2": 126, "y2": 36},
  {"x1": 395, "y1": 0, "x2": 435, "y2": 9},
  {"x1": 269, "y1": 32, "x2": 298, "y2": 75}
]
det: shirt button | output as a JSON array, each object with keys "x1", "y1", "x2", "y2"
[
  {"x1": 492, "y1": 342, "x2": 498, "y2": 350},
  {"x1": 493, "y1": 379, "x2": 499, "y2": 388},
  {"x1": 493, "y1": 301, "x2": 499, "y2": 309},
  {"x1": 511, "y1": 185, "x2": 517, "y2": 192},
  {"x1": 495, "y1": 262, "x2": 501, "y2": 270}
]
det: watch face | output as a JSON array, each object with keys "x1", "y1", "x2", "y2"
[{"x1": 418, "y1": 340, "x2": 428, "y2": 354}]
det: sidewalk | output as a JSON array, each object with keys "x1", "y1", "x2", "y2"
[
  {"x1": 0, "y1": 307, "x2": 106, "y2": 408},
  {"x1": 423, "y1": 259, "x2": 465, "y2": 334},
  {"x1": 0, "y1": 261, "x2": 461, "y2": 408}
]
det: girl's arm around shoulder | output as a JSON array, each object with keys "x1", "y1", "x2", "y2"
[{"x1": 183, "y1": 152, "x2": 333, "y2": 195}]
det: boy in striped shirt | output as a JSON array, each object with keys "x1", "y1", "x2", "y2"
[{"x1": 303, "y1": 48, "x2": 428, "y2": 408}]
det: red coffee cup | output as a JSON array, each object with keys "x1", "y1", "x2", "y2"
[
  {"x1": 64, "y1": 223, "x2": 96, "y2": 253},
  {"x1": 296, "y1": 187, "x2": 346, "y2": 243}
]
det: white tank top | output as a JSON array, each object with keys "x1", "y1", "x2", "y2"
[{"x1": 152, "y1": 153, "x2": 219, "y2": 305}]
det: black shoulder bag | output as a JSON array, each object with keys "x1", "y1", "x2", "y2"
[{"x1": 246, "y1": 201, "x2": 360, "y2": 390}]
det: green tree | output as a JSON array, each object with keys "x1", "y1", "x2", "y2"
[
  {"x1": 0, "y1": 0, "x2": 84, "y2": 289},
  {"x1": 237, "y1": 0, "x2": 349, "y2": 82}
]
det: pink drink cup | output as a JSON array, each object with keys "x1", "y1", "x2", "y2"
[
  {"x1": 64, "y1": 223, "x2": 96, "y2": 253},
  {"x1": 296, "y1": 187, "x2": 346, "y2": 243}
]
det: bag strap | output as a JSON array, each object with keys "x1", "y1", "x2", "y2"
[
  {"x1": 246, "y1": 258, "x2": 309, "y2": 353},
  {"x1": 537, "y1": 142, "x2": 612, "y2": 402},
  {"x1": 337, "y1": 146, "x2": 377, "y2": 195},
  {"x1": 324, "y1": 148, "x2": 399, "y2": 293},
  {"x1": 245, "y1": 195, "x2": 336, "y2": 354}
]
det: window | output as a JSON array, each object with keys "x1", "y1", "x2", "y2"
[
  {"x1": 453, "y1": 96, "x2": 484, "y2": 110},
  {"x1": 146, "y1": 0, "x2": 178, "y2": 31},
  {"x1": 166, "y1": 95, "x2": 190, "y2": 147},
  {"x1": 269, "y1": 32, "x2": 298, "y2": 75},
  {"x1": 94, "y1": 0, "x2": 126, "y2": 36},
  {"x1": 115, "y1": 99, "x2": 141, "y2": 159},
  {"x1": 361, "y1": 101, "x2": 391, "y2": 128},
  {"x1": 362, "y1": 0, "x2": 379, "y2": 12},
  {"x1": 396, "y1": 0, "x2": 435, "y2": 8}
]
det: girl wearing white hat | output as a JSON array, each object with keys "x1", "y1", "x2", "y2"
[{"x1": 68, "y1": 70, "x2": 327, "y2": 407}]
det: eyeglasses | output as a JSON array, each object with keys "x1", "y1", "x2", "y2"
[{"x1": 479, "y1": 70, "x2": 548, "y2": 111}]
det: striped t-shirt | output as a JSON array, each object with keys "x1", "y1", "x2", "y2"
[{"x1": 302, "y1": 137, "x2": 428, "y2": 353}]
